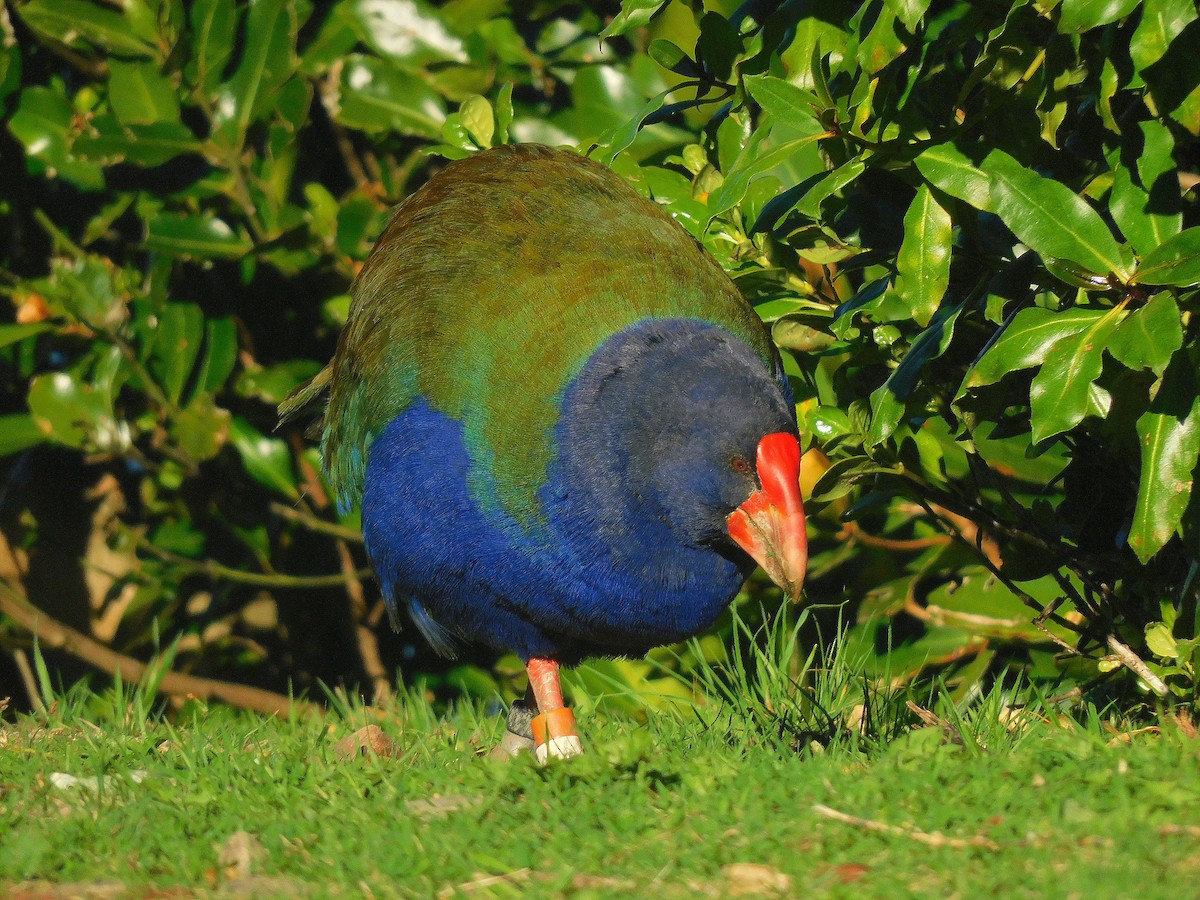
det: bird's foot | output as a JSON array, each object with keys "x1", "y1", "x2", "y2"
[
  {"x1": 488, "y1": 692, "x2": 537, "y2": 760},
  {"x1": 531, "y1": 706, "x2": 583, "y2": 762}
]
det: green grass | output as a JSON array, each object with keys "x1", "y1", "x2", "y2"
[{"x1": 3, "y1": 666, "x2": 1200, "y2": 898}]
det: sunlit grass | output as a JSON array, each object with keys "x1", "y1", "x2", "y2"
[{"x1": 2, "y1": 630, "x2": 1199, "y2": 896}]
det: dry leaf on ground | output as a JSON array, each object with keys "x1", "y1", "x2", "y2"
[
  {"x1": 723, "y1": 863, "x2": 792, "y2": 896},
  {"x1": 333, "y1": 725, "x2": 402, "y2": 761}
]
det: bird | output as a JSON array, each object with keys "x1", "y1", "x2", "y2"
[{"x1": 280, "y1": 143, "x2": 807, "y2": 761}]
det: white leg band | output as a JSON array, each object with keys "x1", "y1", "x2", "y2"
[{"x1": 535, "y1": 734, "x2": 584, "y2": 763}]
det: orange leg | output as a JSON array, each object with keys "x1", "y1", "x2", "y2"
[{"x1": 526, "y1": 657, "x2": 583, "y2": 762}]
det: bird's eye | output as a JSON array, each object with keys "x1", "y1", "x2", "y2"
[{"x1": 730, "y1": 455, "x2": 751, "y2": 474}]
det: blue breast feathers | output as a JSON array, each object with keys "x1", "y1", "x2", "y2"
[{"x1": 359, "y1": 317, "x2": 796, "y2": 663}]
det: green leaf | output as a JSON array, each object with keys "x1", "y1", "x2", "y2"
[
  {"x1": 857, "y1": 5, "x2": 907, "y2": 74},
  {"x1": 211, "y1": 0, "x2": 296, "y2": 149},
  {"x1": 495, "y1": 83, "x2": 514, "y2": 145},
  {"x1": 236, "y1": 360, "x2": 323, "y2": 405},
  {"x1": 792, "y1": 157, "x2": 866, "y2": 220},
  {"x1": 0, "y1": 414, "x2": 47, "y2": 458},
  {"x1": 229, "y1": 416, "x2": 300, "y2": 500},
  {"x1": 1130, "y1": 352, "x2": 1200, "y2": 562},
  {"x1": 963, "y1": 306, "x2": 1114, "y2": 391},
  {"x1": 7, "y1": 87, "x2": 104, "y2": 190},
  {"x1": 1134, "y1": 227, "x2": 1200, "y2": 286},
  {"x1": 170, "y1": 395, "x2": 231, "y2": 463},
  {"x1": 1110, "y1": 165, "x2": 1182, "y2": 257},
  {"x1": 458, "y1": 95, "x2": 494, "y2": 148},
  {"x1": 27, "y1": 370, "x2": 122, "y2": 451},
  {"x1": 648, "y1": 40, "x2": 698, "y2": 77},
  {"x1": 893, "y1": 185, "x2": 952, "y2": 327},
  {"x1": 867, "y1": 304, "x2": 963, "y2": 447},
  {"x1": 335, "y1": 55, "x2": 446, "y2": 138},
  {"x1": 194, "y1": 317, "x2": 239, "y2": 396},
  {"x1": 0, "y1": 323, "x2": 52, "y2": 349},
  {"x1": 108, "y1": 60, "x2": 181, "y2": 125},
  {"x1": 144, "y1": 214, "x2": 251, "y2": 259},
  {"x1": 17, "y1": 0, "x2": 157, "y2": 58},
  {"x1": 600, "y1": 0, "x2": 670, "y2": 39},
  {"x1": 1058, "y1": 0, "x2": 1141, "y2": 32},
  {"x1": 73, "y1": 117, "x2": 202, "y2": 168},
  {"x1": 744, "y1": 75, "x2": 826, "y2": 136},
  {"x1": 188, "y1": 0, "x2": 238, "y2": 94},
  {"x1": 1145, "y1": 622, "x2": 1180, "y2": 659},
  {"x1": 989, "y1": 151, "x2": 1135, "y2": 282},
  {"x1": 706, "y1": 136, "x2": 827, "y2": 220},
  {"x1": 152, "y1": 303, "x2": 205, "y2": 406},
  {"x1": 1108, "y1": 293, "x2": 1182, "y2": 375},
  {"x1": 914, "y1": 143, "x2": 993, "y2": 211},
  {"x1": 882, "y1": 0, "x2": 931, "y2": 30},
  {"x1": 1140, "y1": 17, "x2": 1200, "y2": 134},
  {"x1": 351, "y1": 0, "x2": 467, "y2": 66},
  {"x1": 1130, "y1": 0, "x2": 1197, "y2": 72},
  {"x1": 1028, "y1": 305, "x2": 1126, "y2": 443}
]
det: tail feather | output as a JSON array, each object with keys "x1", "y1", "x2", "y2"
[{"x1": 276, "y1": 364, "x2": 333, "y2": 429}]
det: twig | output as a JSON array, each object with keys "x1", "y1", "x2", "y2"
[
  {"x1": 0, "y1": 579, "x2": 321, "y2": 718},
  {"x1": 269, "y1": 502, "x2": 363, "y2": 543},
  {"x1": 813, "y1": 804, "x2": 999, "y2": 850},
  {"x1": 1105, "y1": 634, "x2": 1170, "y2": 697},
  {"x1": 11, "y1": 647, "x2": 46, "y2": 714},
  {"x1": 437, "y1": 868, "x2": 532, "y2": 897},
  {"x1": 337, "y1": 540, "x2": 391, "y2": 703},
  {"x1": 137, "y1": 539, "x2": 372, "y2": 589}
]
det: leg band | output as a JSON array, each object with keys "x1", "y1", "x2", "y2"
[{"x1": 531, "y1": 708, "x2": 583, "y2": 763}]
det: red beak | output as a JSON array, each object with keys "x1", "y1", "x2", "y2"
[{"x1": 726, "y1": 432, "x2": 808, "y2": 603}]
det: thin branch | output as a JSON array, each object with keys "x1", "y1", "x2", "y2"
[
  {"x1": 1106, "y1": 634, "x2": 1170, "y2": 697},
  {"x1": 0, "y1": 579, "x2": 321, "y2": 718},
  {"x1": 11, "y1": 647, "x2": 45, "y2": 714},
  {"x1": 813, "y1": 803, "x2": 999, "y2": 850},
  {"x1": 269, "y1": 502, "x2": 363, "y2": 543},
  {"x1": 337, "y1": 540, "x2": 391, "y2": 703},
  {"x1": 137, "y1": 539, "x2": 372, "y2": 589}
]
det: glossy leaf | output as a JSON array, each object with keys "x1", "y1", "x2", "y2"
[
  {"x1": 335, "y1": 55, "x2": 446, "y2": 138},
  {"x1": 883, "y1": 0, "x2": 931, "y2": 30},
  {"x1": 706, "y1": 136, "x2": 827, "y2": 220},
  {"x1": 27, "y1": 371, "x2": 121, "y2": 450},
  {"x1": 1058, "y1": 0, "x2": 1141, "y2": 32},
  {"x1": 1108, "y1": 292, "x2": 1182, "y2": 375},
  {"x1": 867, "y1": 304, "x2": 962, "y2": 447},
  {"x1": 229, "y1": 416, "x2": 300, "y2": 500},
  {"x1": 152, "y1": 303, "x2": 205, "y2": 406},
  {"x1": 74, "y1": 118, "x2": 202, "y2": 167},
  {"x1": 17, "y1": 0, "x2": 157, "y2": 58},
  {"x1": 144, "y1": 214, "x2": 251, "y2": 259},
  {"x1": 600, "y1": 0, "x2": 670, "y2": 39},
  {"x1": 914, "y1": 143, "x2": 993, "y2": 211},
  {"x1": 893, "y1": 185, "x2": 952, "y2": 327},
  {"x1": 107, "y1": 60, "x2": 181, "y2": 125},
  {"x1": 7, "y1": 87, "x2": 104, "y2": 190},
  {"x1": 1130, "y1": 353, "x2": 1200, "y2": 562},
  {"x1": 210, "y1": 0, "x2": 296, "y2": 148},
  {"x1": 1028, "y1": 306, "x2": 1125, "y2": 443},
  {"x1": 1134, "y1": 227, "x2": 1200, "y2": 286},
  {"x1": 744, "y1": 76, "x2": 826, "y2": 136},
  {"x1": 1130, "y1": 0, "x2": 1197, "y2": 73},
  {"x1": 989, "y1": 151, "x2": 1135, "y2": 281},
  {"x1": 188, "y1": 0, "x2": 238, "y2": 94},
  {"x1": 0, "y1": 414, "x2": 47, "y2": 458},
  {"x1": 1109, "y1": 165, "x2": 1181, "y2": 257},
  {"x1": 351, "y1": 0, "x2": 467, "y2": 66},
  {"x1": 962, "y1": 306, "x2": 1115, "y2": 392}
]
